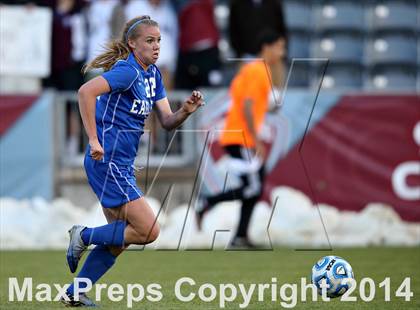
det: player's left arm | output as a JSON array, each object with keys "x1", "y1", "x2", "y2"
[{"x1": 154, "y1": 91, "x2": 205, "y2": 131}]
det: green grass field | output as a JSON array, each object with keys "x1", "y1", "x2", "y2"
[{"x1": 1, "y1": 248, "x2": 419, "y2": 309}]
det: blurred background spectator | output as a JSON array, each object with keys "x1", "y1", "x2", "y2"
[
  {"x1": 44, "y1": 0, "x2": 86, "y2": 90},
  {"x1": 110, "y1": 0, "x2": 128, "y2": 40},
  {"x1": 173, "y1": 0, "x2": 222, "y2": 89},
  {"x1": 0, "y1": 0, "x2": 37, "y2": 4},
  {"x1": 85, "y1": 0, "x2": 118, "y2": 65},
  {"x1": 228, "y1": 0, "x2": 287, "y2": 88},
  {"x1": 42, "y1": 0, "x2": 87, "y2": 158},
  {"x1": 1, "y1": 0, "x2": 419, "y2": 92},
  {"x1": 229, "y1": 0, "x2": 287, "y2": 58}
]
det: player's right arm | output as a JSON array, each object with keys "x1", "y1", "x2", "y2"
[{"x1": 78, "y1": 76, "x2": 110, "y2": 160}]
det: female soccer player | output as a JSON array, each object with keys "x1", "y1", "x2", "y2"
[{"x1": 62, "y1": 15, "x2": 204, "y2": 306}]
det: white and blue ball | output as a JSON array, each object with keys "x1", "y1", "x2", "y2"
[{"x1": 311, "y1": 256, "x2": 354, "y2": 298}]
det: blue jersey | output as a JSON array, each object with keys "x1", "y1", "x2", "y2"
[{"x1": 90, "y1": 53, "x2": 166, "y2": 166}]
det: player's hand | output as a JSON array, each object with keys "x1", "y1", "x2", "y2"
[
  {"x1": 89, "y1": 138, "x2": 104, "y2": 161},
  {"x1": 182, "y1": 90, "x2": 205, "y2": 114},
  {"x1": 255, "y1": 139, "x2": 266, "y2": 160}
]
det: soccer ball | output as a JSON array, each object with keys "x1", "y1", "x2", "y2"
[{"x1": 311, "y1": 256, "x2": 354, "y2": 298}]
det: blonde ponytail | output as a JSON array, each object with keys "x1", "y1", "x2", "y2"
[{"x1": 83, "y1": 40, "x2": 131, "y2": 74}]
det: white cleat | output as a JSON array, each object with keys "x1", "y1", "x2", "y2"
[{"x1": 66, "y1": 225, "x2": 88, "y2": 273}]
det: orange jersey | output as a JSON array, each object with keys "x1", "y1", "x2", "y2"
[{"x1": 219, "y1": 60, "x2": 271, "y2": 148}]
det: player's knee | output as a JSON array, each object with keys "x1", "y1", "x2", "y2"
[
  {"x1": 136, "y1": 222, "x2": 160, "y2": 244},
  {"x1": 147, "y1": 223, "x2": 160, "y2": 242}
]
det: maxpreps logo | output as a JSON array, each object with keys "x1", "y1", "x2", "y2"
[{"x1": 9, "y1": 277, "x2": 414, "y2": 308}]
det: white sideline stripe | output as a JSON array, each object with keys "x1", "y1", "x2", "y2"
[
  {"x1": 101, "y1": 94, "x2": 113, "y2": 163},
  {"x1": 108, "y1": 163, "x2": 130, "y2": 202},
  {"x1": 102, "y1": 94, "x2": 122, "y2": 163},
  {"x1": 110, "y1": 162, "x2": 142, "y2": 198},
  {"x1": 103, "y1": 93, "x2": 122, "y2": 134}
]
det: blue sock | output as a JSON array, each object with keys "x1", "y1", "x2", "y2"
[
  {"x1": 81, "y1": 221, "x2": 126, "y2": 247},
  {"x1": 67, "y1": 245, "x2": 116, "y2": 295}
]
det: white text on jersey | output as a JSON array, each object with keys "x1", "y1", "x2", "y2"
[{"x1": 130, "y1": 99, "x2": 153, "y2": 116}]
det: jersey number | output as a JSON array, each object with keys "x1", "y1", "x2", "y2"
[{"x1": 145, "y1": 78, "x2": 156, "y2": 98}]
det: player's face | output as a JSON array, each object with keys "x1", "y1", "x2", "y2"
[
  {"x1": 130, "y1": 25, "x2": 161, "y2": 66},
  {"x1": 265, "y1": 38, "x2": 286, "y2": 65}
]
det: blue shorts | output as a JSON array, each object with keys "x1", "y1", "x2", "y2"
[{"x1": 84, "y1": 155, "x2": 143, "y2": 208}]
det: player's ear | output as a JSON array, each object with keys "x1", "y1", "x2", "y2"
[{"x1": 127, "y1": 39, "x2": 135, "y2": 50}]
